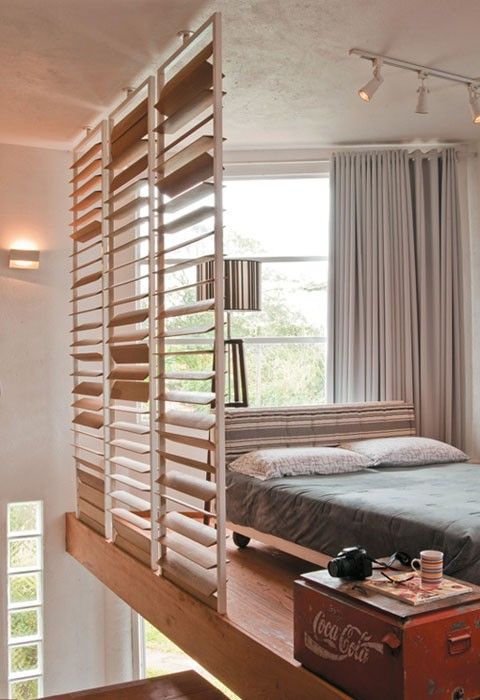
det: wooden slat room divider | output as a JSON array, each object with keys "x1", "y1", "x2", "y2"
[{"x1": 70, "y1": 14, "x2": 227, "y2": 612}]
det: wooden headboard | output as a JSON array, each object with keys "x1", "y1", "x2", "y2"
[{"x1": 224, "y1": 401, "x2": 416, "y2": 463}]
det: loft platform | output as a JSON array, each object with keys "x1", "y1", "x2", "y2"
[{"x1": 66, "y1": 513, "x2": 349, "y2": 700}]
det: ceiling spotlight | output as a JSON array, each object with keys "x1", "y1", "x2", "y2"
[
  {"x1": 415, "y1": 72, "x2": 429, "y2": 114},
  {"x1": 468, "y1": 84, "x2": 480, "y2": 124},
  {"x1": 358, "y1": 58, "x2": 383, "y2": 102}
]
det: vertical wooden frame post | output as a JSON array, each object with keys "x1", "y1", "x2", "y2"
[
  {"x1": 147, "y1": 75, "x2": 160, "y2": 569},
  {"x1": 212, "y1": 11, "x2": 226, "y2": 614}
]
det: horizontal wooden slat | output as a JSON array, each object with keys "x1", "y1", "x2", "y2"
[
  {"x1": 109, "y1": 404, "x2": 149, "y2": 414},
  {"x1": 71, "y1": 321, "x2": 102, "y2": 333},
  {"x1": 159, "y1": 182, "x2": 214, "y2": 215},
  {"x1": 71, "y1": 352, "x2": 103, "y2": 362},
  {"x1": 71, "y1": 443, "x2": 103, "y2": 457},
  {"x1": 113, "y1": 517, "x2": 151, "y2": 551},
  {"x1": 111, "y1": 380, "x2": 149, "y2": 403},
  {"x1": 110, "y1": 490, "x2": 150, "y2": 511},
  {"x1": 161, "y1": 206, "x2": 215, "y2": 235},
  {"x1": 108, "y1": 309, "x2": 149, "y2": 328},
  {"x1": 162, "y1": 390, "x2": 215, "y2": 405},
  {"x1": 70, "y1": 289, "x2": 102, "y2": 303},
  {"x1": 163, "y1": 254, "x2": 214, "y2": 276},
  {"x1": 70, "y1": 238, "x2": 101, "y2": 258},
  {"x1": 159, "y1": 450, "x2": 215, "y2": 474},
  {"x1": 111, "y1": 291, "x2": 149, "y2": 309},
  {"x1": 110, "y1": 473, "x2": 150, "y2": 491},
  {"x1": 71, "y1": 174, "x2": 102, "y2": 199},
  {"x1": 159, "y1": 471, "x2": 216, "y2": 501},
  {"x1": 70, "y1": 190, "x2": 102, "y2": 212},
  {"x1": 160, "y1": 532, "x2": 216, "y2": 569},
  {"x1": 110, "y1": 343, "x2": 149, "y2": 364},
  {"x1": 106, "y1": 196, "x2": 149, "y2": 221},
  {"x1": 157, "y1": 136, "x2": 214, "y2": 178},
  {"x1": 114, "y1": 534, "x2": 150, "y2": 566},
  {"x1": 71, "y1": 142, "x2": 101, "y2": 170},
  {"x1": 161, "y1": 300, "x2": 214, "y2": 319},
  {"x1": 159, "y1": 430, "x2": 214, "y2": 452},
  {"x1": 73, "y1": 411, "x2": 104, "y2": 429},
  {"x1": 71, "y1": 270, "x2": 102, "y2": 289},
  {"x1": 70, "y1": 207, "x2": 102, "y2": 228},
  {"x1": 71, "y1": 220, "x2": 102, "y2": 243},
  {"x1": 110, "y1": 420, "x2": 149, "y2": 434},
  {"x1": 71, "y1": 255, "x2": 102, "y2": 274},
  {"x1": 72, "y1": 397, "x2": 103, "y2": 411},
  {"x1": 162, "y1": 371, "x2": 215, "y2": 382},
  {"x1": 109, "y1": 330, "x2": 149, "y2": 343},
  {"x1": 70, "y1": 158, "x2": 102, "y2": 184},
  {"x1": 109, "y1": 366, "x2": 149, "y2": 380},
  {"x1": 161, "y1": 551, "x2": 217, "y2": 599},
  {"x1": 78, "y1": 482, "x2": 104, "y2": 510},
  {"x1": 160, "y1": 409, "x2": 215, "y2": 430},
  {"x1": 162, "y1": 230, "x2": 214, "y2": 256},
  {"x1": 157, "y1": 56, "x2": 213, "y2": 117},
  {"x1": 106, "y1": 178, "x2": 148, "y2": 205},
  {"x1": 111, "y1": 155, "x2": 148, "y2": 191},
  {"x1": 157, "y1": 152, "x2": 213, "y2": 199},
  {"x1": 160, "y1": 511, "x2": 217, "y2": 547},
  {"x1": 110, "y1": 235, "x2": 148, "y2": 257},
  {"x1": 73, "y1": 381, "x2": 103, "y2": 397},
  {"x1": 111, "y1": 98, "x2": 148, "y2": 142},
  {"x1": 70, "y1": 338, "x2": 102, "y2": 347},
  {"x1": 76, "y1": 464, "x2": 104, "y2": 483},
  {"x1": 107, "y1": 140, "x2": 147, "y2": 171},
  {"x1": 110, "y1": 507, "x2": 151, "y2": 530},
  {"x1": 69, "y1": 304, "x2": 103, "y2": 317},
  {"x1": 111, "y1": 114, "x2": 148, "y2": 159},
  {"x1": 109, "y1": 456, "x2": 150, "y2": 473},
  {"x1": 71, "y1": 427, "x2": 103, "y2": 440},
  {"x1": 78, "y1": 499, "x2": 105, "y2": 527},
  {"x1": 156, "y1": 89, "x2": 215, "y2": 136},
  {"x1": 110, "y1": 216, "x2": 149, "y2": 239},
  {"x1": 161, "y1": 324, "x2": 215, "y2": 339},
  {"x1": 105, "y1": 254, "x2": 148, "y2": 274},
  {"x1": 110, "y1": 439, "x2": 150, "y2": 454},
  {"x1": 160, "y1": 493, "x2": 215, "y2": 518},
  {"x1": 70, "y1": 370, "x2": 103, "y2": 378}
]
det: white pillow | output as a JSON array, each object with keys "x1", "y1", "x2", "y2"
[
  {"x1": 228, "y1": 447, "x2": 374, "y2": 480},
  {"x1": 340, "y1": 436, "x2": 468, "y2": 467}
]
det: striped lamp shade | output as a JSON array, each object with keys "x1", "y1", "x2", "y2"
[{"x1": 197, "y1": 259, "x2": 261, "y2": 311}]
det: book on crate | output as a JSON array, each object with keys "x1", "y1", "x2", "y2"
[{"x1": 363, "y1": 573, "x2": 472, "y2": 606}]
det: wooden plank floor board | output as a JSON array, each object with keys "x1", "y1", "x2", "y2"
[
  {"x1": 44, "y1": 670, "x2": 226, "y2": 699},
  {"x1": 66, "y1": 513, "x2": 350, "y2": 700}
]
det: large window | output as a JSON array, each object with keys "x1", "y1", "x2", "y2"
[
  {"x1": 6, "y1": 502, "x2": 43, "y2": 700},
  {"x1": 223, "y1": 175, "x2": 329, "y2": 406}
]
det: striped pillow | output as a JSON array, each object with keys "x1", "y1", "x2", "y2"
[{"x1": 228, "y1": 447, "x2": 374, "y2": 480}]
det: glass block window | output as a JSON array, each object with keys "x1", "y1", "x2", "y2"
[{"x1": 7, "y1": 502, "x2": 43, "y2": 699}]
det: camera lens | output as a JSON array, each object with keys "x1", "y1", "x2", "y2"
[{"x1": 328, "y1": 556, "x2": 358, "y2": 578}]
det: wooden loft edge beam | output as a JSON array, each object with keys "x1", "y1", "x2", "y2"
[{"x1": 65, "y1": 513, "x2": 348, "y2": 700}]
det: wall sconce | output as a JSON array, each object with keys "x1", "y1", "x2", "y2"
[{"x1": 9, "y1": 249, "x2": 40, "y2": 270}]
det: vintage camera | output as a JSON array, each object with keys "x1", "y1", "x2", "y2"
[{"x1": 327, "y1": 546, "x2": 373, "y2": 580}]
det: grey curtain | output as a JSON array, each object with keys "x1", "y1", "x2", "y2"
[{"x1": 327, "y1": 148, "x2": 464, "y2": 446}]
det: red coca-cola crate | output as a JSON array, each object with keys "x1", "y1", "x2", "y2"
[{"x1": 294, "y1": 570, "x2": 480, "y2": 700}]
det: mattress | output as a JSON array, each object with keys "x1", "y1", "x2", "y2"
[{"x1": 226, "y1": 462, "x2": 480, "y2": 584}]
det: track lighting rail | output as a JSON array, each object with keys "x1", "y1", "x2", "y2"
[{"x1": 349, "y1": 48, "x2": 479, "y2": 86}]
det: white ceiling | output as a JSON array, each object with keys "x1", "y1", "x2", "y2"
[{"x1": 2, "y1": 0, "x2": 480, "y2": 149}]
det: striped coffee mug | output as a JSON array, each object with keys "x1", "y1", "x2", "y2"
[{"x1": 411, "y1": 550, "x2": 443, "y2": 585}]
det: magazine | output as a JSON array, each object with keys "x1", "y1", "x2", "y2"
[{"x1": 363, "y1": 573, "x2": 472, "y2": 606}]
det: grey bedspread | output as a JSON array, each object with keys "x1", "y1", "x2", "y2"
[{"x1": 226, "y1": 463, "x2": 480, "y2": 584}]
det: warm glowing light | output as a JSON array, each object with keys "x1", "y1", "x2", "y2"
[{"x1": 9, "y1": 249, "x2": 40, "y2": 270}]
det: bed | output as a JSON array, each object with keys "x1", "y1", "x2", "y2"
[{"x1": 225, "y1": 401, "x2": 480, "y2": 584}]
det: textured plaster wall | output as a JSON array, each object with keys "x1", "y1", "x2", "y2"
[{"x1": 0, "y1": 143, "x2": 132, "y2": 695}]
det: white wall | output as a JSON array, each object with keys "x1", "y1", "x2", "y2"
[{"x1": 0, "y1": 143, "x2": 133, "y2": 696}]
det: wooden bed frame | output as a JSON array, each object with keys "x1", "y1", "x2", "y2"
[{"x1": 225, "y1": 400, "x2": 416, "y2": 566}]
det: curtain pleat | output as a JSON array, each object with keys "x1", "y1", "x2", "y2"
[{"x1": 327, "y1": 147, "x2": 465, "y2": 447}]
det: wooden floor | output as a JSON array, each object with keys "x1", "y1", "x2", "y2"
[{"x1": 66, "y1": 513, "x2": 350, "y2": 700}]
